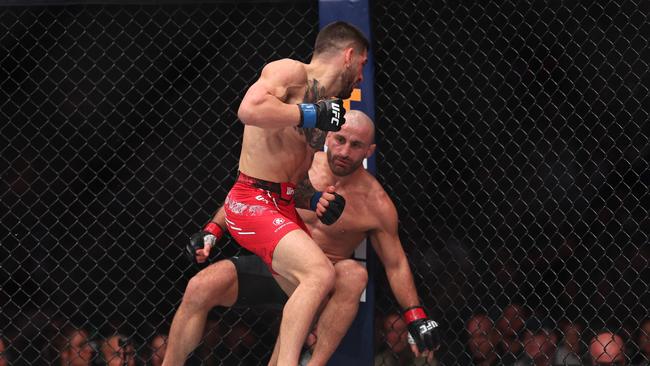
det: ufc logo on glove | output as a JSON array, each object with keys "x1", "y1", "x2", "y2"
[{"x1": 330, "y1": 102, "x2": 341, "y2": 126}]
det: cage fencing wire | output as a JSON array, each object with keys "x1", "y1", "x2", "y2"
[{"x1": 0, "y1": 1, "x2": 648, "y2": 365}]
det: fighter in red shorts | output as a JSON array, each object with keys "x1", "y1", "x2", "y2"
[
  {"x1": 222, "y1": 172, "x2": 310, "y2": 272},
  {"x1": 163, "y1": 21, "x2": 369, "y2": 366}
]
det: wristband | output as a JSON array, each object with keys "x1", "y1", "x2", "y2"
[
  {"x1": 309, "y1": 192, "x2": 322, "y2": 211},
  {"x1": 403, "y1": 306, "x2": 427, "y2": 323},
  {"x1": 203, "y1": 222, "x2": 224, "y2": 241},
  {"x1": 298, "y1": 104, "x2": 317, "y2": 128}
]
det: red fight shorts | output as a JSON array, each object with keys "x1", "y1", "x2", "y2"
[{"x1": 223, "y1": 172, "x2": 310, "y2": 274}]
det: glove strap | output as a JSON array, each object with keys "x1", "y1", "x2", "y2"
[
  {"x1": 203, "y1": 222, "x2": 224, "y2": 241},
  {"x1": 309, "y1": 192, "x2": 322, "y2": 211},
  {"x1": 298, "y1": 104, "x2": 317, "y2": 128},
  {"x1": 403, "y1": 306, "x2": 427, "y2": 324}
]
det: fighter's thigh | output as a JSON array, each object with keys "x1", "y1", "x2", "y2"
[
  {"x1": 271, "y1": 229, "x2": 334, "y2": 286},
  {"x1": 333, "y1": 259, "x2": 368, "y2": 293},
  {"x1": 184, "y1": 260, "x2": 238, "y2": 307}
]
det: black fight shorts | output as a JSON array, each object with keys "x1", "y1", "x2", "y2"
[{"x1": 229, "y1": 255, "x2": 288, "y2": 311}]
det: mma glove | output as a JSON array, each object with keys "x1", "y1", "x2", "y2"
[
  {"x1": 186, "y1": 222, "x2": 224, "y2": 266},
  {"x1": 298, "y1": 98, "x2": 346, "y2": 131},
  {"x1": 310, "y1": 191, "x2": 345, "y2": 225},
  {"x1": 403, "y1": 306, "x2": 441, "y2": 353}
]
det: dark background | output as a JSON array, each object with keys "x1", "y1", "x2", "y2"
[{"x1": 0, "y1": 0, "x2": 647, "y2": 364}]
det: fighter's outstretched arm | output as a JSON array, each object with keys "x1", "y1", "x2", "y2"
[
  {"x1": 369, "y1": 195, "x2": 420, "y2": 310},
  {"x1": 370, "y1": 192, "x2": 440, "y2": 361}
]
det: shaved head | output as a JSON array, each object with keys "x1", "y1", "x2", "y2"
[
  {"x1": 339, "y1": 110, "x2": 375, "y2": 143},
  {"x1": 467, "y1": 314, "x2": 493, "y2": 336},
  {"x1": 325, "y1": 110, "x2": 376, "y2": 176},
  {"x1": 590, "y1": 332, "x2": 625, "y2": 363}
]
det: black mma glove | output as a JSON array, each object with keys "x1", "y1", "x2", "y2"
[
  {"x1": 298, "y1": 98, "x2": 346, "y2": 131},
  {"x1": 186, "y1": 222, "x2": 224, "y2": 266},
  {"x1": 403, "y1": 306, "x2": 441, "y2": 353},
  {"x1": 310, "y1": 191, "x2": 346, "y2": 225}
]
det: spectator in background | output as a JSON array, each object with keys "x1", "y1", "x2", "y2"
[
  {"x1": 147, "y1": 333, "x2": 167, "y2": 366},
  {"x1": 374, "y1": 313, "x2": 436, "y2": 366},
  {"x1": 52, "y1": 325, "x2": 94, "y2": 365},
  {"x1": 223, "y1": 322, "x2": 257, "y2": 366},
  {"x1": 514, "y1": 326, "x2": 557, "y2": 366},
  {"x1": 553, "y1": 320, "x2": 585, "y2": 366},
  {"x1": 496, "y1": 304, "x2": 530, "y2": 364},
  {"x1": 99, "y1": 334, "x2": 136, "y2": 366},
  {"x1": 0, "y1": 336, "x2": 10, "y2": 366},
  {"x1": 633, "y1": 319, "x2": 650, "y2": 366},
  {"x1": 466, "y1": 313, "x2": 500, "y2": 365},
  {"x1": 590, "y1": 332, "x2": 626, "y2": 365}
]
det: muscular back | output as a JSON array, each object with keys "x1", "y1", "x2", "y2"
[
  {"x1": 238, "y1": 59, "x2": 330, "y2": 184},
  {"x1": 298, "y1": 152, "x2": 392, "y2": 262}
]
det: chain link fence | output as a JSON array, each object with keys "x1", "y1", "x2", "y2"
[
  {"x1": 0, "y1": 2, "x2": 318, "y2": 364},
  {"x1": 0, "y1": 1, "x2": 648, "y2": 365},
  {"x1": 373, "y1": 1, "x2": 648, "y2": 365}
]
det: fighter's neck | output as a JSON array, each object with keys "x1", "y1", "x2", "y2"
[
  {"x1": 305, "y1": 61, "x2": 340, "y2": 98},
  {"x1": 328, "y1": 167, "x2": 365, "y2": 189}
]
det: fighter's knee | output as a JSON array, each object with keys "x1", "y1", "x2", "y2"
[
  {"x1": 306, "y1": 260, "x2": 336, "y2": 293},
  {"x1": 183, "y1": 261, "x2": 237, "y2": 308},
  {"x1": 183, "y1": 276, "x2": 213, "y2": 309},
  {"x1": 335, "y1": 260, "x2": 368, "y2": 294}
]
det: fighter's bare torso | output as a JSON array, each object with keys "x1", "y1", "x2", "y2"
[
  {"x1": 238, "y1": 59, "x2": 330, "y2": 184},
  {"x1": 298, "y1": 152, "x2": 389, "y2": 262}
]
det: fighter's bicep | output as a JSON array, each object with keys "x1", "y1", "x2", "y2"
[
  {"x1": 369, "y1": 226, "x2": 402, "y2": 267},
  {"x1": 369, "y1": 197, "x2": 403, "y2": 267}
]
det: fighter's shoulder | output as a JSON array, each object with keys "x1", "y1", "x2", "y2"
[
  {"x1": 360, "y1": 172, "x2": 397, "y2": 216},
  {"x1": 260, "y1": 59, "x2": 308, "y2": 83}
]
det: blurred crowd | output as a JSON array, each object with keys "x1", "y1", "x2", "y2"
[
  {"x1": 0, "y1": 314, "x2": 265, "y2": 366},
  {"x1": 0, "y1": 328, "x2": 162, "y2": 366},
  {"x1": 462, "y1": 304, "x2": 650, "y2": 366},
  {"x1": 374, "y1": 304, "x2": 650, "y2": 366},
  {"x1": 1, "y1": 303, "x2": 649, "y2": 365}
]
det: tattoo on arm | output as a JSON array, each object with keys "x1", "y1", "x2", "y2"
[
  {"x1": 294, "y1": 177, "x2": 318, "y2": 209},
  {"x1": 297, "y1": 78, "x2": 329, "y2": 149}
]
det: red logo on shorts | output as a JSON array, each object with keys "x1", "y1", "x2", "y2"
[{"x1": 273, "y1": 218, "x2": 285, "y2": 226}]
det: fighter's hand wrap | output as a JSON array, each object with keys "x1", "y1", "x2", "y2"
[
  {"x1": 298, "y1": 99, "x2": 346, "y2": 131},
  {"x1": 309, "y1": 191, "x2": 346, "y2": 225},
  {"x1": 403, "y1": 306, "x2": 441, "y2": 352},
  {"x1": 186, "y1": 222, "x2": 224, "y2": 265}
]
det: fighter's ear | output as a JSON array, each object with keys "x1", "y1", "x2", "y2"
[
  {"x1": 343, "y1": 47, "x2": 354, "y2": 66},
  {"x1": 366, "y1": 143, "x2": 376, "y2": 158}
]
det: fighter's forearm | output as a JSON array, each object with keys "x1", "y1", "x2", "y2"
[
  {"x1": 386, "y1": 258, "x2": 421, "y2": 310},
  {"x1": 294, "y1": 176, "x2": 318, "y2": 209},
  {"x1": 209, "y1": 205, "x2": 227, "y2": 229}
]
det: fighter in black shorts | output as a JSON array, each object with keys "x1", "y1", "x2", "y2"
[
  {"x1": 228, "y1": 255, "x2": 287, "y2": 311},
  {"x1": 165, "y1": 111, "x2": 440, "y2": 366}
]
